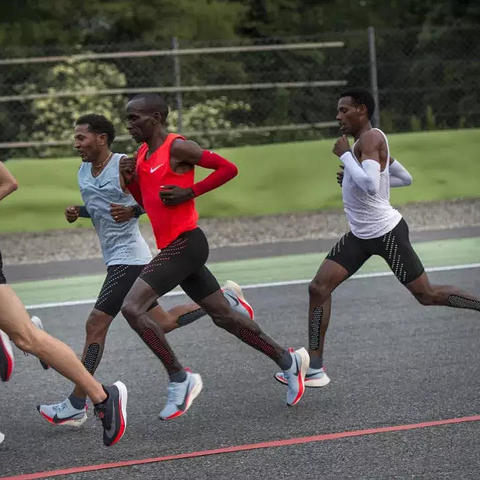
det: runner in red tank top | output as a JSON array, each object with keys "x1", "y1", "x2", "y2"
[{"x1": 120, "y1": 93, "x2": 309, "y2": 420}]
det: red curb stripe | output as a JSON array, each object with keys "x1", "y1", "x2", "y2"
[{"x1": 3, "y1": 414, "x2": 480, "y2": 480}]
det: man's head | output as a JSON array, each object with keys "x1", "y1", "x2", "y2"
[
  {"x1": 336, "y1": 89, "x2": 375, "y2": 135},
  {"x1": 126, "y1": 94, "x2": 169, "y2": 143},
  {"x1": 74, "y1": 114, "x2": 115, "y2": 163}
]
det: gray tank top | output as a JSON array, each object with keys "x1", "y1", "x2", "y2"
[{"x1": 78, "y1": 153, "x2": 152, "y2": 266}]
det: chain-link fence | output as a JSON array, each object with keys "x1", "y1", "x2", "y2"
[{"x1": 0, "y1": 25, "x2": 478, "y2": 159}]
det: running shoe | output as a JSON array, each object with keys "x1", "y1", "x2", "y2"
[
  {"x1": 94, "y1": 381, "x2": 128, "y2": 447},
  {"x1": 0, "y1": 329, "x2": 14, "y2": 382},
  {"x1": 283, "y1": 348, "x2": 309, "y2": 406},
  {"x1": 275, "y1": 366, "x2": 331, "y2": 388},
  {"x1": 0, "y1": 431, "x2": 4, "y2": 445},
  {"x1": 222, "y1": 280, "x2": 255, "y2": 320},
  {"x1": 30, "y1": 316, "x2": 50, "y2": 370},
  {"x1": 37, "y1": 398, "x2": 88, "y2": 427},
  {"x1": 159, "y1": 370, "x2": 203, "y2": 420}
]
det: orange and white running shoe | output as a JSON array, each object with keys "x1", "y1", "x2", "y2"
[
  {"x1": 159, "y1": 370, "x2": 203, "y2": 421},
  {"x1": 283, "y1": 347, "x2": 309, "y2": 406},
  {"x1": 275, "y1": 366, "x2": 331, "y2": 388}
]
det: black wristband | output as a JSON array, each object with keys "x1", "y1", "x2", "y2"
[
  {"x1": 77, "y1": 206, "x2": 90, "y2": 218},
  {"x1": 132, "y1": 205, "x2": 144, "y2": 218}
]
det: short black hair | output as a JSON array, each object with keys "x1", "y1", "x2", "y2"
[
  {"x1": 129, "y1": 93, "x2": 169, "y2": 123},
  {"x1": 75, "y1": 114, "x2": 115, "y2": 146},
  {"x1": 339, "y1": 89, "x2": 375, "y2": 119}
]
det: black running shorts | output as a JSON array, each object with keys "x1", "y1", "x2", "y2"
[
  {"x1": 0, "y1": 250, "x2": 6, "y2": 284},
  {"x1": 140, "y1": 227, "x2": 220, "y2": 303},
  {"x1": 95, "y1": 264, "x2": 158, "y2": 317},
  {"x1": 326, "y1": 218, "x2": 424, "y2": 284}
]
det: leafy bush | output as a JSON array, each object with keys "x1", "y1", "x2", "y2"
[
  {"x1": 168, "y1": 96, "x2": 251, "y2": 148},
  {"x1": 19, "y1": 59, "x2": 127, "y2": 156}
]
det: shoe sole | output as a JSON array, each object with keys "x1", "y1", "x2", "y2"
[
  {"x1": 31, "y1": 317, "x2": 50, "y2": 370},
  {"x1": 0, "y1": 330, "x2": 14, "y2": 382},
  {"x1": 109, "y1": 380, "x2": 128, "y2": 446},
  {"x1": 37, "y1": 407, "x2": 88, "y2": 427},
  {"x1": 223, "y1": 280, "x2": 255, "y2": 320},
  {"x1": 287, "y1": 347, "x2": 309, "y2": 406},
  {"x1": 0, "y1": 431, "x2": 4, "y2": 444},
  {"x1": 160, "y1": 373, "x2": 203, "y2": 421},
  {"x1": 274, "y1": 372, "x2": 331, "y2": 388}
]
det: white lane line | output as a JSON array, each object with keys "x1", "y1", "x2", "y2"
[{"x1": 26, "y1": 263, "x2": 480, "y2": 310}]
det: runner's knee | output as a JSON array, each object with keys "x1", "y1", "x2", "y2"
[
  {"x1": 209, "y1": 304, "x2": 236, "y2": 329},
  {"x1": 121, "y1": 300, "x2": 144, "y2": 329},
  {"x1": 9, "y1": 326, "x2": 37, "y2": 354},
  {"x1": 85, "y1": 311, "x2": 111, "y2": 338},
  {"x1": 412, "y1": 289, "x2": 435, "y2": 306},
  {"x1": 308, "y1": 279, "x2": 330, "y2": 302}
]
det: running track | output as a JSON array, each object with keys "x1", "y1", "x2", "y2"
[{"x1": 1, "y1": 268, "x2": 480, "y2": 478}]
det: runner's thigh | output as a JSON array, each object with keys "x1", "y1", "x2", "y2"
[{"x1": 180, "y1": 265, "x2": 220, "y2": 304}]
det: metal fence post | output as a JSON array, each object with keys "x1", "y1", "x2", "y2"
[
  {"x1": 368, "y1": 26, "x2": 380, "y2": 128},
  {"x1": 172, "y1": 37, "x2": 183, "y2": 132}
]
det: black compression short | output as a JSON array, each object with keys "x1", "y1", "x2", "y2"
[
  {"x1": 326, "y1": 218, "x2": 424, "y2": 285},
  {"x1": 140, "y1": 227, "x2": 219, "y2": 303},
  {"x1": 95, "y1": 264, "x2": 157, "y2": 317},
  {"x1": 0, "y1": 250, "x2": 6, "y2": 284}
]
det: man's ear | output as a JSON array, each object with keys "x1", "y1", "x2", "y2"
[
  {"x1": 98, "y1": 133, "x2": 108, "y2": 146},
  {"x1": 152, "y1": 112, "x2": 162, "y2": 124},
  {"x1": 357, "y1": 104, "x2": 368, "y2": 115}
]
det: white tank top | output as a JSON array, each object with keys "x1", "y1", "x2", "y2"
[
  {"x1": 342, "y1": 128, "x2": 402, "y2": 239},
  {"x1": 78, "y1": 153, "x2": 152, "y2": 266}
]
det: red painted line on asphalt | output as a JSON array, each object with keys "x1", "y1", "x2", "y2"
[{"x1": 3, "y1": 414, "x2": 480, "y2": 480}]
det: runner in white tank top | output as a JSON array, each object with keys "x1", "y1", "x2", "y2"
[
  {"x1": 275, "y1": 89, "x2": 480, "y2": 389},
  {"x1": 342, "y1": 127, "x2": 402, "y2": 239}
]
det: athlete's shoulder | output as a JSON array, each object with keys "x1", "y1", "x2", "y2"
[
  {"x1": 358, "y1": 128, "x2": 385, "y2": 149},
  {"x1": 360, "y1": 128, "x2": 384, "y2": 141},
  {"x1": 170, "y1": 137, "x2": 201, "y2": 155}
]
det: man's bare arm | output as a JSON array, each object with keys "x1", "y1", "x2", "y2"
[{"x1": 0, "y1": 162, "x2": 18, "y2": 203}]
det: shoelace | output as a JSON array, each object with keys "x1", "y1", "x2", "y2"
[
  {"x1": 52, "y1": 402, "x2": 68, "y2": 413},
  {"x1": 94, "y1": 404, "x2": 107, "y2": 426}
]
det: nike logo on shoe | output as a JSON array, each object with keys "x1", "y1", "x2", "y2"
[
  {"x1": 52, "y1": 412, "x2": 85, "y2": 424},
  {"x1": 150, "y1": 164, "x2": 164, "y2": 173},
  {"x1": 104, "y1": 402, "x2": 117, "y2": 438},
  {"x1": 177, "y1": 378, "x2": 191, "y2": 411},
  {"x1": 224, "y1": 291, "x2": 240, "y2": 307},
  {"x1": 292, "y1": 355, "x2": 300, "y2": 376}
]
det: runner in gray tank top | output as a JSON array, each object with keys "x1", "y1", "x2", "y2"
[
  {"x1": 37, "y1": 114, "x2": 254, "y2": 427},
  {"x1": 275, "y1": 89, "x2": 480, "y2": 388}
]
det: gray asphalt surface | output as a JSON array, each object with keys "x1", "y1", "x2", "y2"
[{"x1": 1, "y1": 269, "x2": 479, "y2": 479}]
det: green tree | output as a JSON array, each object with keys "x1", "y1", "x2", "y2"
[
  {"x1": 168, "y1": 96, "x2": 251, "y2": 148},
  {"x1": 19, "y1": 59, "x2": 126, "y2": 156}
]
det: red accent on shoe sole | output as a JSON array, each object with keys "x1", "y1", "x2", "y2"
[
  {"x1": 236, "y1": 296, "x2": 254, "y2": 320},
  {"x1": 38, "y1": 411, "x2": 56, "y2": 424},
  {"x1": 109, "y1": 398, "x2": 126, "y2": 446},
  {"x1": 290, "y1": 376, "x2": 305, "y2": 406},
  {"x1": 38, "y1": 411, "x2": 76, "y2": 426},
  {"x1": 162, "y1": 388, "x2": 194, "y2": 421}
]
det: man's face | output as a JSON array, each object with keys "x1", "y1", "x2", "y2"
[
  {"x1": 73, "y1": 124, "x2": 104, "y2": 162},
  {"x1": 336, "y1": 96, "x2": 363, "y2": 135},
  {"x1": 126, "y1": 100, "x2": 155, "y2": 143}
]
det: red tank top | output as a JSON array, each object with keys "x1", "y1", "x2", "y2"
[{"x1": 136, "y1": 133, "x2": 198, "y2": 248}]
